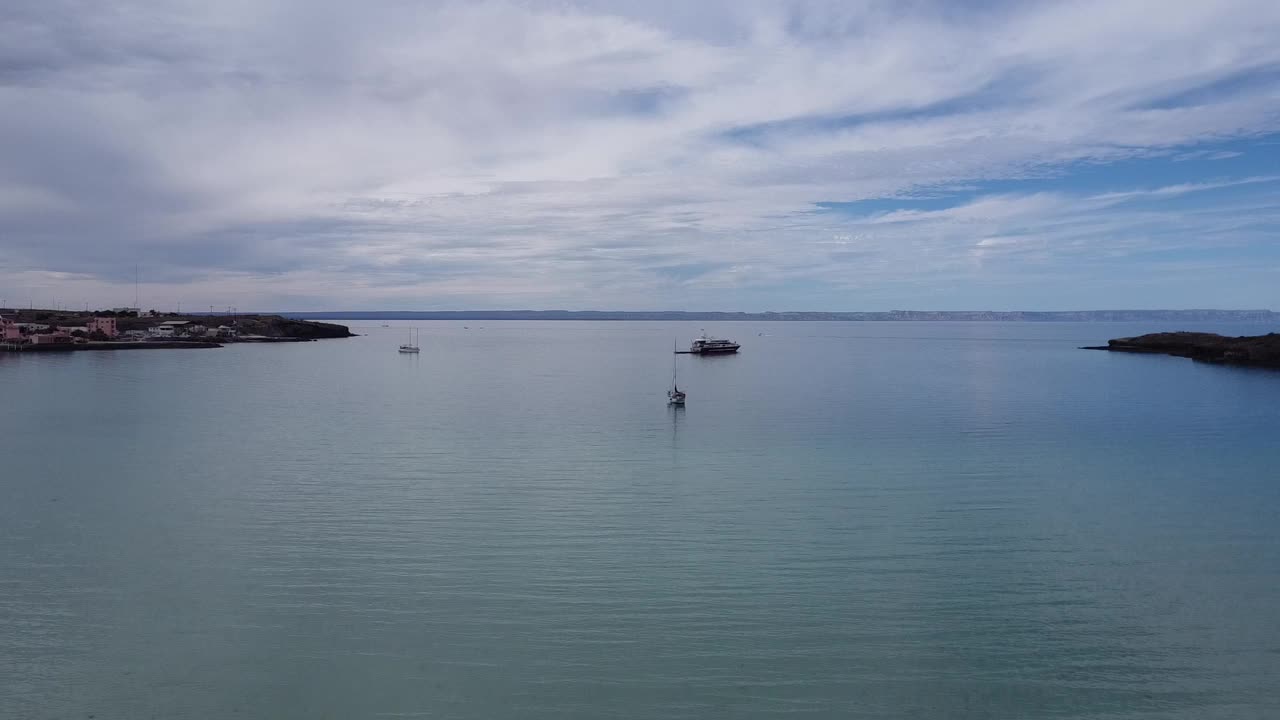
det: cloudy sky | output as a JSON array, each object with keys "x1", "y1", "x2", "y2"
[{"x1": 2, "y1": 0, "x2": 1279, "y2": 311}]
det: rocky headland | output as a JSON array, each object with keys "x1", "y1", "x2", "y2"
[
  {"x1": 1082, "y1": 332, "x2": 1280, "y2": 369},
  {"x1": 1, "y1": 309, "x2": 353, "y2": 352},
  {"x1": 5, "y1": 310, "x2": 354, "y2": 339},
  {"x1": 122, "y1": 313, "x2": 354, "y2": 339}
]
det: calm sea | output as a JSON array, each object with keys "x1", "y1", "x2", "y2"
[{"x1": 3, "y1": 321, "x2": 1280, "y2": 719}]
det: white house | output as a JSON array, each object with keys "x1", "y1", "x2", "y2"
[{"x1": 149, "y1": 320, "x2": 190, "y2": 338}]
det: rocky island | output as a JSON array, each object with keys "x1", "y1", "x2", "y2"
[{"x1": 1083, "y1": 332, "x2": 1280, "y2": 369}]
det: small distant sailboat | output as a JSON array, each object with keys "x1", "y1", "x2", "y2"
[
  {"x1": 668, "y1": 340, "x2": 686, "y2": 405},
  {"x1": 399, "y1": 328, "x2": 420, "y2": 353}
]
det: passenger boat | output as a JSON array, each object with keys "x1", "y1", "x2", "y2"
[{"x1": 688, "y1": 331, "x2": 739, "y2": 354}]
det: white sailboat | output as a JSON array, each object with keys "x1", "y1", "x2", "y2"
[
  {"x1": 668, "y1": 340, "x2": 686, "y2": 405},
  {"x1": 399, "y1": 328, "x2": 420, "y2": 353}
]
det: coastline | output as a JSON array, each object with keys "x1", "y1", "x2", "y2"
[
  {"x1": 0, "y1": 336, "x2": 351, "y2": 353},
  {"x1": 0, "y1": 310, "x2": 353, "y2": 353},
  {"x1": 1083, "y1": 332, "x2": 1280, "y2": 369}
]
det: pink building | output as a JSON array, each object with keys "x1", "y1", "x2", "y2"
[
  {"x1": 31, "y1": 331, "x2": 72, "y2": 345},
  {"x1": 1, "y1": 316, "x2": 21, "y2": 342},
  {"x1": 87, "y1": 317, "x2": 119, "y2": 337}
]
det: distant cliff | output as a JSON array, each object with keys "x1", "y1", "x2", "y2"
[
  {"x1": 282, "y1": 309, "x2": 1279, "y2": 322},
  {"x1": 1083, "y1": 332, "x2": 1280, "y2": 369}
]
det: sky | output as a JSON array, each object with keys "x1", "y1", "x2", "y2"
[{"x1": 2, "y1": 0, "x2": 1279, "y2": 312}]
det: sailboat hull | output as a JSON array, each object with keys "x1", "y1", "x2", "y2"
[
  {"x1": 668, "y1": 339, "x2": 687, "y2": 403},
  {"x1": 399, "y1": 327, "x2": 420, "y2": 353}
]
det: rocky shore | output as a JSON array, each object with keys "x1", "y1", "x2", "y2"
[{"x1": 1082, "y1": 332, "x2": 1280, "y2": 369}]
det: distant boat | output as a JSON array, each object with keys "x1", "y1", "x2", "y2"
[
  {"x1": 399, "y1": 328, "x2": 420, "y2": 353},
  {"x1": 688, "y1": 330, "x2": 740, "y2": 354},
  {"x1": 668, "y1": 340, "x2": 686, "y2": 405}
]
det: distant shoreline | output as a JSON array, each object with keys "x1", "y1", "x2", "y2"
[{"x1": 279, "y1": 310, "x2": 1278, "y2": 323}]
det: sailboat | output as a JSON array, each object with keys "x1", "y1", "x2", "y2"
[
  {"x1": 399, "y1": 328, "x2": 420, "y2": 353},
  {"x1": 668, "y1": 340, "x2": 686, "y2": 405}
]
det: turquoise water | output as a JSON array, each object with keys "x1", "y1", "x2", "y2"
[{"x1": 3, "y1": 321, "x2": 1280, "y2": 719}]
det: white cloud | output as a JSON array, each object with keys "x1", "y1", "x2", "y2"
[
  {"x1": 1, "y1": 0, "x2": 1279, "y2": 309},
  {"x1": 1088, "y1": 176, "x2": 1280, "y2": 204},
  {"x1": 1174, "y1": 150, "x2": 1245, "y2": 161}
]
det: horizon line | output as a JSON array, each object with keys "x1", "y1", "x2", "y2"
[
  {"x1": 7, "y1": 308, "x2": 1275, "y2": 316},
  {"x1": 274, "y1": 308, "x2": 1277, "y2": 314}
]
